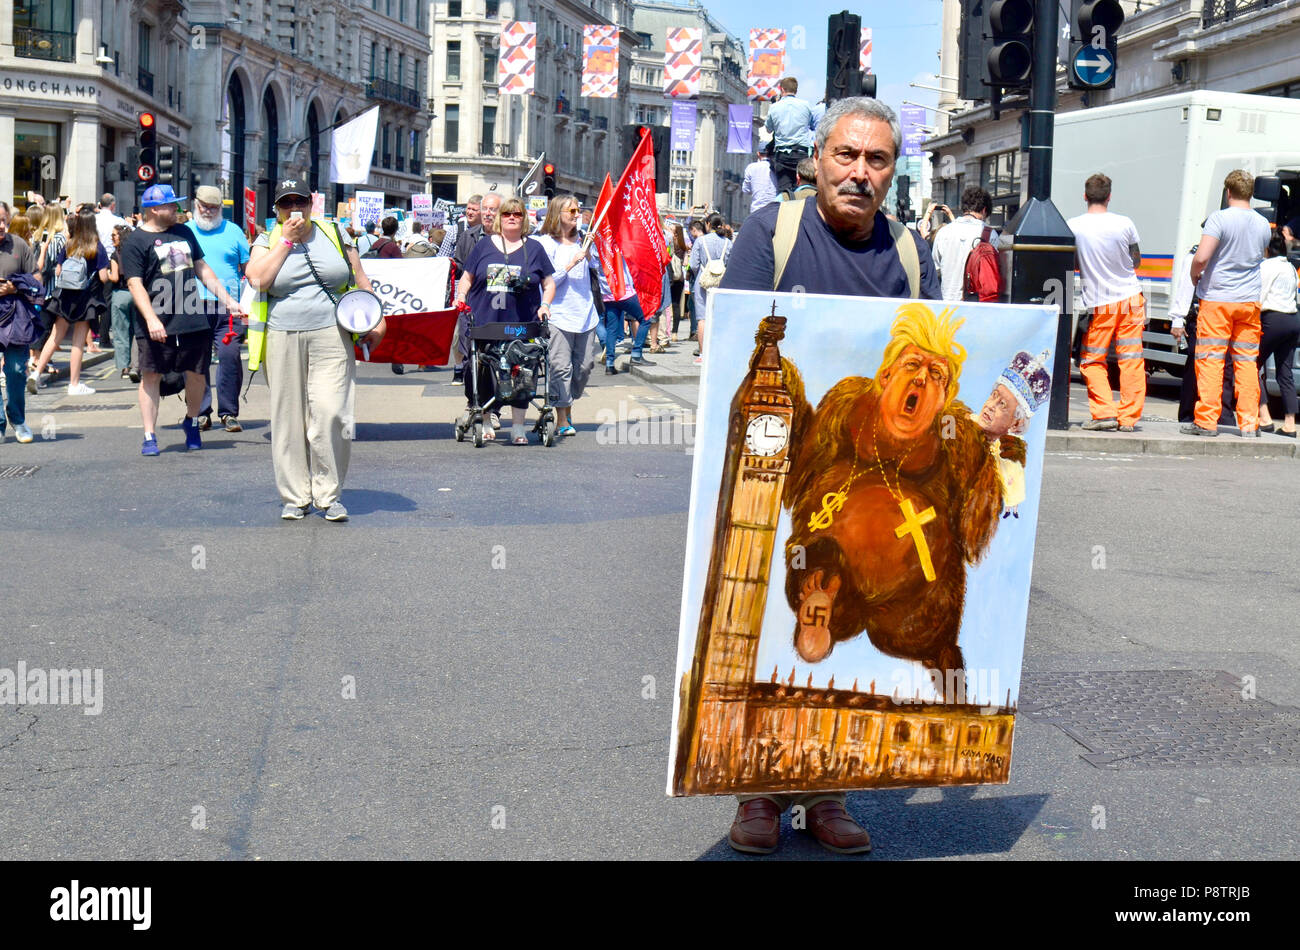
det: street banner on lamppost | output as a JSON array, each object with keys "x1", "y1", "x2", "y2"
[
  {"x1": 498, "y1": 22, "x2": 537, "y2": 95},
  {"x1": 663, "y1": 28, "x2": 702, "y2": 98},
  {"x1": 747, "y1": 29, "x2": 785, "y2": 100},
  {"x1": 582, "y1": 25, "x2": 618, "y2": 98}
]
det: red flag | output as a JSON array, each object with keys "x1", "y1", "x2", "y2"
[
  {"x1": 608, "y1": 130, "x2": 669, "y2": 315},
  {"x1": 591, "y1": 174, "x2": 627, "y2": 299}
]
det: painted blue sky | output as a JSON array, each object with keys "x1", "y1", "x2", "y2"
[
  {"x1": 701, "y1": 0, "x2": 945, "y2": 119},
  {"x1": 669, "y1": 290, "x2": 1058, "y2": 726}
]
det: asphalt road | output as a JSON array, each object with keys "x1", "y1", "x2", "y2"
[{"x1": 2, "y1": 360, "x2": 1297, "y2": 860}]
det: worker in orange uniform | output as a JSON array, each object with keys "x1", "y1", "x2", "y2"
[
  {"x1": 1067, "y1": 173, "x2": 1146, "y2": 431},
  {"x1": 1180, "y1": 169, "x2": 1271, "y2": 438}
]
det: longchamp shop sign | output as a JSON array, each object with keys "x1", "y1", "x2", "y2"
[{"x1": 1, "y1": 73, "x2": 100, "y2": 102}]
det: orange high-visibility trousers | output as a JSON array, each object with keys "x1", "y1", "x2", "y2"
[
  {"x1": 1194, "y1": 300, "x2": 1261, "y2": 432},
  {"x1": 1079, "y1": 293, "x2": 1146, "y2": 426}
]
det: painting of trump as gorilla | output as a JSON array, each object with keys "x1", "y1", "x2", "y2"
[{"x1": 779, "y1": 302, "x2": 1026, "y2": 681}]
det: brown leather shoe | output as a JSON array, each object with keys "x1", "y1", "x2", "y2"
[
  {"x1": 728, "y1": 798, "x2": 781, "y2": 854},
  {"x1": 805, "y1": 800, "x2": 872, "y2": 854}
]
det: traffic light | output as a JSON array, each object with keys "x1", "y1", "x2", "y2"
[
  {"x1": 985, "y1": 0, "x2": 1034, "y2": 90},
  {"x1": 156, "y1": 145, "x2": 176, "y2": 186},
  {"x1": 136, "y1": 111, "x2": 157, "y2": 184},
  {"x1": 958, "y1": 0, "x2": 989, "y2": 101},
  {"x1": 896, "y1": 174, "x2": 912, "y2": 221},
  {"x1": 1068, "y1": 0, "x2": 1124, "y2": 91},
  {"x1": 542, "y1": 162, "x2": 556, "y2": 198},
  {"x1": 621, "y1": 125, "x2": 668, "y2": 189},
  {"x1": 825, "y1": 11, "x2": 875, "y2": 103}
]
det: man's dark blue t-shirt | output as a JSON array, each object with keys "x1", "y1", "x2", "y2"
[{"x1": 720, "y1": 198, "x2": 940, "y2": 300}]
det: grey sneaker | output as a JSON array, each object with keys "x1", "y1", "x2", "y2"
[
  {"x1": 280, "y1": 504, "x2": 308, "y2": 520},
  {"x1": 323, "y1": 503, "x2": 349, "y2": 522},
  {"x1": 1080, "y1": 418, "x2": 1118, "y2": 431},
  {"x1": 1179, "y1": 423, "x2": 1218, "y2": 437}
]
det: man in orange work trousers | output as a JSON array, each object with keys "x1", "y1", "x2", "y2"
[
  {"x1": 1067, "y1": 174, "x2": 1146, "y2": 431},
  {"x1": 1179, "y1": 169, "x2": 1271, "y2": 438}
]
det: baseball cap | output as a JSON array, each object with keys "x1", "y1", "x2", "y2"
[
  {"x1": 141, "y1": 183, "x2": 187, "y2": 208},
  {"x1": 194, "y1": 185, "x2": 223, "y2": 206},
  {"x1": 273, "y1": 178, "x2": 311, "y2": 204}
]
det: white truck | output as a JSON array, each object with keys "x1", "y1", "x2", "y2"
[{"x1": 1051, "y1": 90, "x2": 1300, "y2": 376}]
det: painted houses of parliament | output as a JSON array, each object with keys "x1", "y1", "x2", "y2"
[{"x1": 672, "y1": 313, "x2": 1016, "y2": 797}]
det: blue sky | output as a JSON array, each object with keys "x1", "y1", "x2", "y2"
[{"x1": 702, "y1": 0, "x2": 945, "y2": 120}]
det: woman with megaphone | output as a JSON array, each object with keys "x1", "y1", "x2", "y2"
[{"x1": 245, "y1": 178, "x2": 386, "y2": 522}]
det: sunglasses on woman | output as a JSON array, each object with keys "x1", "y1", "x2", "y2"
[{"x1": 500, "y1": 211, "x2": 524, "y2": 219}]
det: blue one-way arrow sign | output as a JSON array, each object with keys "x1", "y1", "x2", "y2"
[{"x1": 1072, "y1": 46, "x2": 1116, "y2": 87}]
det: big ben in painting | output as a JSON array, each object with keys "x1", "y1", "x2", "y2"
[{"x1": 674, "y1": 311, "x2": 796, "y2": 795}]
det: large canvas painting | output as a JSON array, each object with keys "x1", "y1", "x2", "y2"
[{"x1": 668, "y1": 290, "x2": 1057, "y2": 796}]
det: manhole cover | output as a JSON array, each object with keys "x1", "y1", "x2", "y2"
[
  {"x1": 50, "y1": 403, "x2": 134, "y2": 412},
  {"x1": 0, "y1": 464, "x2": 39, "y2": 479},
  {"x1": 1019, "y1": 670, "x2": 1300, "y2": 769}
]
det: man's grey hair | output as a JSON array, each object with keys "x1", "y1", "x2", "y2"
[
  {"x1": 101, "y1": 193, "x2": 116, "y2": 209},
  {"x1": 815, "y1": 97, "x2": 901, "y2": 158},
  {"x1": 467, "y1": 193, "x2": 484, "y2": 205}
]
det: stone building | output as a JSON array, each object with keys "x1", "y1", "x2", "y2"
[
  {"x1": 627, "y1": 0, "x2": 758, "y2": 223},
  {"x1": 2, "y1": 0, "x2": 191, "y2": 210},
  {"x1": 189, "y1": 0, "x2": 430, "y2": 228},
  {"x1": 424, "y1": 0, "x2": 634, "y2": 207}
]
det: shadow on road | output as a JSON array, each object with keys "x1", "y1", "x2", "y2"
[
  {"x1": 695, "y1": 788, "x2": 1050, "y2": 860},
  {"x1": 355, "y1": 422, "x2": 455, "y2": 442},
  {"x1": 341, "y1": 488, "x2": 419, "y2": 515}
]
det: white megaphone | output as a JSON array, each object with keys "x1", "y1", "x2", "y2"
[{"x1": 335, "y1": 288, "x2": 384, "y2": 360}]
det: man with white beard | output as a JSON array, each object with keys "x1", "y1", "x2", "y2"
[{"x1": 187, "y1": 185, "x2": 250, "y2": 431}]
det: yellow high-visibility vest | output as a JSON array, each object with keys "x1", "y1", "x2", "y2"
[{"x1": 247, "y1": 221, "x2": 353, "y2": 371}]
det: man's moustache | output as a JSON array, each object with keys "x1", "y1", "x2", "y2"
[{"x1": 837, "y1": 182, "x2": 875, "y2": 198}]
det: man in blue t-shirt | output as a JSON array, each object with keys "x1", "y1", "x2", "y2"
[
  {"x1": 723, "y1": 97, "x2": 938, "y2": 301},
  {"x1": 720, "y1": 96, "x2": 938, "y2": 860},
  {"x1": 188, "y1": 185, "x2": 250, "y2": 431}
]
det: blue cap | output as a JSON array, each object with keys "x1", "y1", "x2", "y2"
[{"x1": 141, "y1": 184, "x2": 187, "y2": 208}]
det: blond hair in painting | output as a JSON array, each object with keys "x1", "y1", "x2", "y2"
[{"x1": 874, "y1": 302, "x2": 966, "y2": 407}]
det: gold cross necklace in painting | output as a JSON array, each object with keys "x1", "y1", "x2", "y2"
[{"x1": 807, "y1": 412, "x2": 938, "y2": 583}]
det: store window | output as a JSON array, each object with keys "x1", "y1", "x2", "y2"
[
  {"x1": 14, "y1": 120, "x2": 61, "y2": 204},
  {"x1": 670, "y1": 176, "x2": 692, "y2": 211},
  {"x1": 445, "y1": 104, "x2": 460, "y2": 152},
  {"x1": 979, "y1": 149, "x2": 1021, "y2": 224},
  {"x1": 447, "y1": 41, "x2": 460, "y2": 81}
]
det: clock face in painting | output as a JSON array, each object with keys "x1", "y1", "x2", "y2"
[{"x1": 744, "y1": 413, "x2": 789, "y2": 456}]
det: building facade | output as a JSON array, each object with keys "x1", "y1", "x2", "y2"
[
  {"x1": 3, "y1": 1, "x2": 428, "y2": 222},
  {"x1": 2, "y1": 0, "x2": 191, "y2": 211},
  {"x1": 189, "y1": 0, "x2": 429, "y2": 228},
  {"x1": 628, "y1": 0, "x2": 757, "y2": 224},
  {"x1": 927, "y1": 0, "x2": 1300, "y2": 226},
  {"x1": 425, "y1": 0, "x2": 634, "y2": 208}
]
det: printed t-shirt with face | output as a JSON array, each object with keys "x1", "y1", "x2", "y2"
[
  {"x1": 463, "y1": 235, "x2": 555, "y2": 324},
  {"x1": 251, "y1": 222, "x2": 354, "y2": 332},
  {"x1": 121, "y1": 223, "x2": 210, "y2": 337}
]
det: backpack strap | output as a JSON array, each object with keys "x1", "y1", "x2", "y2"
[
  {"x1": 332, "y1": 221, "x2": 355, "y2": 288},
  {"x1": 888, "y1": 218, "x2": 921, "y2": 298},
  {"x1": 771, "y1": 197, "x2": 806, "y2": 290}
]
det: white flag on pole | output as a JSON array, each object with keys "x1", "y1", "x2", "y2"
[{"x1": 329, "y1": 106, "x2": 380, "y2": 185}]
